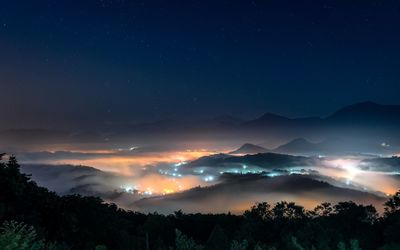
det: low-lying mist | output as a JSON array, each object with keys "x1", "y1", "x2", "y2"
[{"x1": 16, "y1": 146, "x2": 400, "y2": 214}]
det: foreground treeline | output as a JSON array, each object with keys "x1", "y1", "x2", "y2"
[{"x1": 1, "y1": 156, "x2": 400, "y2": 250}]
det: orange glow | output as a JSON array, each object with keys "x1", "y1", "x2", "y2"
[
  {"x1": 320, "y1": 158, "x2": 400, "y2": 196},
  {"x1": 129, "y1": 174, "x2": 207, "y2": 195},
  {"x1": 18, "y1": 148, "x2": 218, "y2": 195},
  {"x1": 31, "y1": 149, "x2": 215, "y2": 175},
  {"x1": 25, "y1": 149, "x2": 218, "y2": 195},
  {"x1": 17, "y1": 146, "x2": 400, "y2": 213}
]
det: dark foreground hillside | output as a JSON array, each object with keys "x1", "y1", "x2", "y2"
[{"x1": 1, "y1": 155, "x2": 400, "y2": 250}]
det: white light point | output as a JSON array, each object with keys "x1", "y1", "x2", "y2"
[{"x1": 204, "y1": 176, "x2": 214, "y2": 182}]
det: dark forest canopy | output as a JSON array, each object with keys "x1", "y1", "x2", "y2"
[{"x1": 1, "y1": 155, "x2": 400, "y2": 250}]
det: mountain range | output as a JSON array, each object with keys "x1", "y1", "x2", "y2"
[
  {"x1": 230, "y1": 135, "x2": 396, "y2": 156},
  {"x1": 1, "y1": 101, "x2": 399, "y2": 154}
]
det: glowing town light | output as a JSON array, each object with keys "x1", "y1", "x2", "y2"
[
  {"x1": 129, "y1": 146, "x2": 138, "y2": 151},
  {"x1": 194, "y1": 169, "x2": 204, "y2": 174},
  {"x1": 174, "y1": 161, "x2": 187, "y2": 167},
  {"x1": 242, "y1": 165, "x2": 247, "y2": 169},
  {"x1": 175, "y1": 156, "x2": 187, "y2": 162},
  {"x1": 120, "y1": 185, "x2": 138, "y2": 193},
  {"x1": 204, "y1": 176, "x2": 214, "y2": 182},
  {"x1": 346, "y1": 164, "x2": 361, "y2": 177},
  {"x1": 335, "y1": 159, "x2": 362, "y2": 185},
  {"x1": 326, "y1": 158, "x2": 362, "y2": 182},
  {"x1": 267, "y1": 172, "x2": 280, "y2": 177},
  {"x1": 143, "y1": 188, "x2": 153, "y2": 195},
  {"x1": 163, "y1": 189, "x2": 174, "y2": 194}
]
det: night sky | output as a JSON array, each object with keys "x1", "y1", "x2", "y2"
[{"x1": 1, "y1": 0, "x2": 399, "y2": 129}]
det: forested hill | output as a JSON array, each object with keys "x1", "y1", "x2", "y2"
[{"x1": 1, "y1": 155, "x2": 400, "y2": 250}]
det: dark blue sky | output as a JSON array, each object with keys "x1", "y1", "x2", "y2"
[{"x1": 1, "y1": 0, "x2": 399, "y2": 129}]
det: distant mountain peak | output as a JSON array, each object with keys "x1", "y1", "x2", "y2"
[
  {"x1": 280, "y1": 138, "x2": 315, "y2": 147},
  {"x1": 242, "y1": 112, "x2": 292, "y2": 127},
  {"x1": 335, "y1": 101, "x2": 380, "y2": 112},
  {"x1": 229, "y1": 143, "x2": 268, "y2": 155},
  {"x1": 274, "y1": 138, "x2": 318, "y2": 154},
  {"x1": 327, "y1": 101, "x2": 400, "y2": 122},
  {"x1": 258, "y1": 113, "x2": 290, "y2": 121},
  {"x1": 211, "y1": 115, "x2": 244, "y2": 125},
  {"x1": 289, "y1": 138, "x2": 311, "y2": 144}
]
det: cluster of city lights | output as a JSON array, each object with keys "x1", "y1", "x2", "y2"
[
  {"x1": 118, "y1": 154, "x2": 400, "y2": 199},
  {"x1": 119, "y1": 185, "x2": 153, "y2": 196}
]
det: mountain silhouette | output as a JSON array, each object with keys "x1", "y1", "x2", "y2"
[
  {"x1": 229, "y1": 143, "x2": 268, "y2": 155},
  {"x1": 273, "y1": 136, "x2": 394, "y2": 155},
  {"x1": 326, "y1": 101, "x2": 400, "y2": 124},
  {"x1": 244, "y1": 101, "x2": 400, "y2": 129},
  {"x1": 2, "y1": 101, "x2": 399, "y2": 154},
  {"x1": 274, "y1": 138, "x2": 320, "y2": 154},
  {"x1": 243, "y1": 113, "x2": 322, "y2": 128},
  {"x1": 188, "y1": 152, "x2": 314, "y2": 169}
]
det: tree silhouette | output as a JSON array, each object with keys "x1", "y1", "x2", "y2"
[
  {"x1": 1, "y1": 155, "x2": 400, "y2": 249},
  {"x1": 205, "y1": 224, "x2": 229, "y2": 250}
]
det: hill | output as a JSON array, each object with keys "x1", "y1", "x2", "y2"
[{"x1": 229, "y1": 143, "x2": 268, "y2": 155}]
